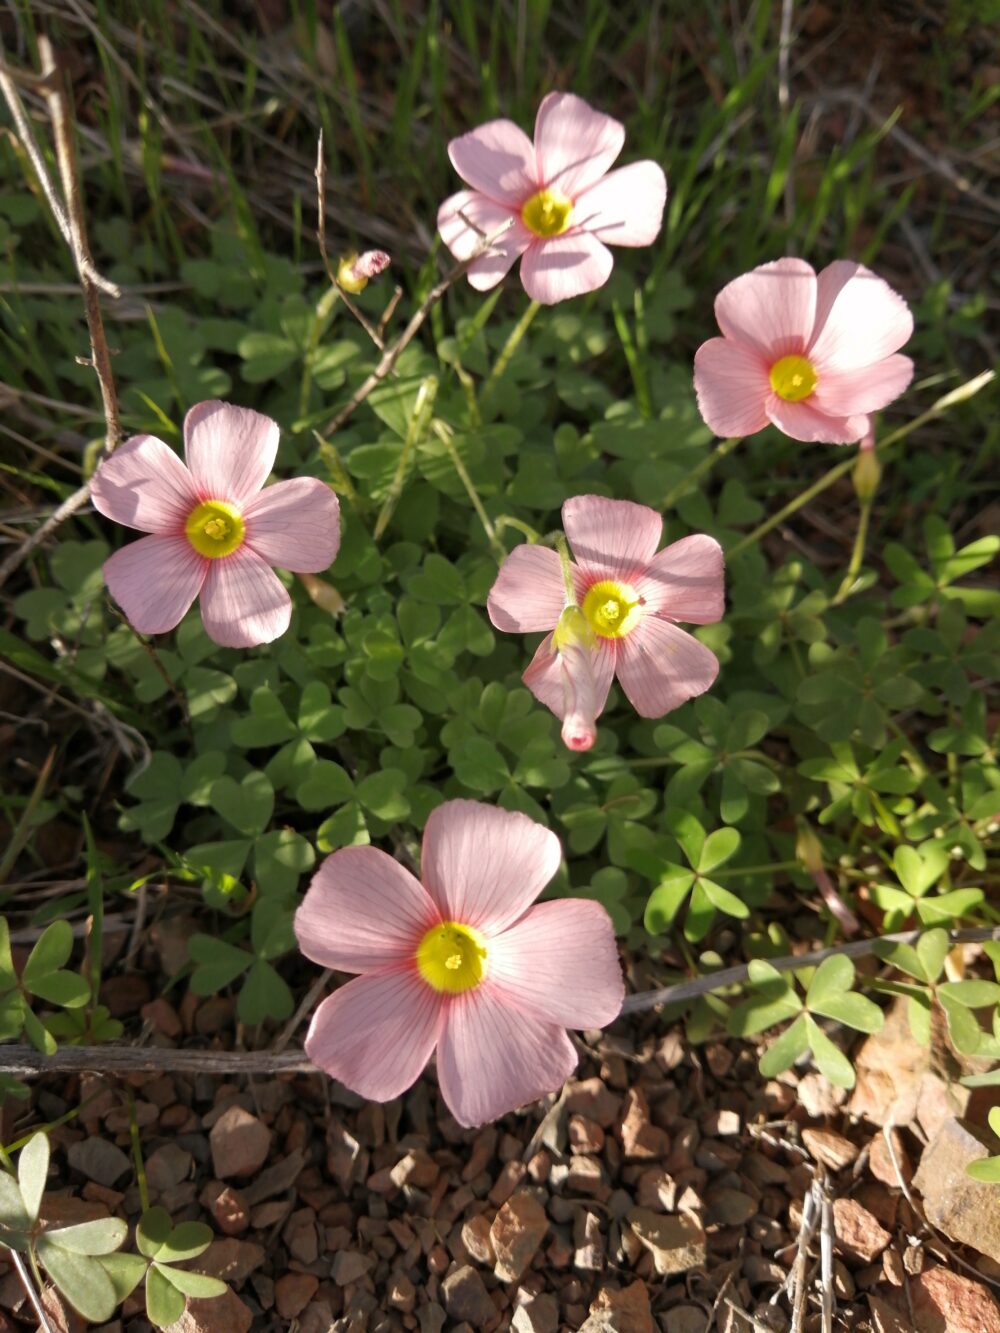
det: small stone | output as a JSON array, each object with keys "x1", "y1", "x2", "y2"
[
  {"x1": 163, "y1": 1286, "x2": 253, "y2": 1333},
  {"x1": 141, "y1": 998, "x2": 182, "y2": 1039},
  {"x1": 588, "y1": 1280, "x2": 654, "y2": 1333},
  {"x1": 912, "y1": 1117, "x2": 1000, "y2": 1264},
  {"x1": 565, "y1": 1078, "x2": 620, "y2": 1127},
  {"x1": 209, "y1": 1106, "x2": 272, "y2": 1180},
  {"x1": 866, "y1": 1293, "x2": 914, "y2": 1333},
  {"x1": 636, "y1": 1169, "x2": 676, "y2": 1211},
  {"x1": 274, "y1": 1273, "x2": 319, "y2": 1321},
  {"x1": 210, "y1": 1184, "x2": 249, "y2": 1236},
  {"x1": 388, "y1": 1273, "x2": 415, "y2": 1313},
  {"x1": 569, "y1": 1115, "x2": 605, "y2": 1155},
  {"x1": 658, "y1": 1305, "x2": 703, "y2": 1333},
  {"x1": 627, "y1": 1208, "x2": 706, "y2": 1276},
  {"x1": 832, "y1": 1198, "x2": 890, "y2": 1264},
  {"x1": 882, "y1": 1247, "x2": 905, "y2": 1287},
  {"x1": 66, "y1": 1139, "x2": 131, "y2": 1188},
  {"x1": 849, "y1": 1000, "x2": 930, "y2": 1127},
  {"x1": 332, "y1": 1251, "x2": 373, "y2": 1285},
  {"x1": 511, "y1": 1292, "x2": 558, "y2": 1333},
  {"x1": 705, "y1": 1188, "x2": 757, "y2": 1226},
  {"x1": 704, "y1": 1109, "x2": 741, "y2": 1137},
  {"x1": 390, "y1": 1149, "x2": 439, "y2": 1190},
  {"x1": 565, "y1": 1155, "x2": 609, "y2": 1198},
  {"x1": 418, "y1": 1304, "x2": 447, "y2": 1333},
  {"x1": 909, "y1": 1265, "x2": 1000, "y2": 1333},
  {"x1": 146, "y1": 1143, "x2": 192, "y2": 1193},
  {"x1": 801, "y1": 1128, "x2": 859, "y2": 1171},
  {"x1": 870, "y1": 1128, "x2": 913, "y2": 1186},
  {"x1": 573, "y1": 1209, "x2": 604, "y2": 1271},
  {"x1": 489, "y1": 1159, "x2": 526, "y2": 1205},
  {"x1": 491, "y1": 1191, "x2": 548, "y2": 1282},
  {"x1": 461, "y1": 1213, "x2": 496, "y2": 1266},
  {"x1": 619, "y1": 1089, "x2": 670, "y2": 1161},
  {"x1": 198, "y1": 1238, "x2": 266, "y2": 1284},
  {"x1": 796, "y1": 1071, "x2": 848, "y2": 1119},
  {"x1": 441, "y1": 1265, "x2": 495, "y2": 1327}
]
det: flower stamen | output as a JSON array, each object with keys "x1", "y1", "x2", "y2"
[
  {"x1": 416, "y1": 922, "x2": 487, "y2": 994},
  {"x1": 185, "y1": 500, "x2": 245, "y2": 558},
  {"x1": 521, "y1": 189, "x2": 574, "y2": 238},
  {"x1": 769, "y1": 354, "x2": 817, "y2": 403},
  {"x1": 582, "y1": 579, "x2": 642, "y2": 639}
]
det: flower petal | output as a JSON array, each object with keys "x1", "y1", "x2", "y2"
[
  {"x1": 436, "y1": 987, "x2": 578, "y2": 1126},
  {"x1": 487, "y1": 899, "x2": 624, "y2": 1028},
  {"x1": 519, "y1": 233, "x2": 613, "y2": 304},
  {"x1": 243, "y1": 477, "x2": 341, "y2": 573},
  {"x1": 615, "y1": 617, "x2": 719, "y2": 718},
  {"x1": 436, "y1": 189, "x2": 533, "y2": 292},
  {"x1": 563, "y1": 494, "x2": 662, "y2": 581},
  {"x1": 420, "y1": 800, "x2": 561, "y2": 936},
  {"x1": 305, "y1": 971, "x2": 444, "y2": 1103},
  {"x1": 575, "y1": 160, "x2": 667, "y2": 246},
  {"x1": 766, "y1": 396, "x2": 869, "y2": 445},
  {"x1": 102, "y1": 535, "x2": 206, "y2": 635},
  {"x1": 714, "y1": 257, "x2": 817, "y2": 360},
  {"x1": 534, "y1": 92, "x2": 624, "y2": 197},
  {"x1": 295, "y1": 847, "x2": 440, "y2": 974},
  {"x1": 447, "y1": 120, "x2": 538, "y2": 205},
  {"x1": 522, "y1": 632, "x2": 615, "y2": 723},
  {"x1": 811, "y1": 354, "x2": 914, "y2": 417},
  {"x1": 90, "y1": 435, "x2": 199, "y2": 534},
  {"x1": 184, "y1": 400, "x2": 280, "y2": 505},
  {"x1": 693, "y1": 337, "x2": 771, "y2": 438},
  {"x1": 808, "y1": 261, "x2": 914, "y2": 370},
  {"x1": 199, "y1": 546, "x2": 292, "y2": 647},
  {"x1": 638, "y1": 535, "x2": 725, "y2": 624},
  {"x1": 558, "y1": 639, "x2": 598, "y2": 752},
  {"x1": 487, "y1": 544, "x2": 566, "y2": 633}
]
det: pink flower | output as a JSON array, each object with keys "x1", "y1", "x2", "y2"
[
  {"x1": 437, "y1": 92, "x2": 667, "y2": 304},
  {"x1": 90, "y1": 400, "x2": 340, "y2": 647},
  {"x1": 488, "y1": 496, "x2": 724, "y2": 730},
  {"x1": 336, "y1": 249, "x2": 391, "y2": 293},
  {"x1": 294, "y1": 800, "x2": 623, "y2": 1127},
  {"x1": 693, "y1": 258, "x2": 914, "y2": 444}
]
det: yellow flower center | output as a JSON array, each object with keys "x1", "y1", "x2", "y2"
[
  {"x1": 185, "y1": 500, "x2": 245, "y2": 558},
  {"x1": 581, "y1": 579, "x2": 642, "y2": 639},
  {"x1": 416, "y1": 922, "x2": 487, "y2": 994},
  {"x1": 769, "y1": 354, "x2": 818, "y2": 403},
  {"x1": 521, "y1": 189, "x2": 574, "y2": 238}
]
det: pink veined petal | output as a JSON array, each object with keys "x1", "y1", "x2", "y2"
[
  {"x1": 436, "y1": 987, "x2": 578, "y2": 1127},
  {"x1": 811, "y1": 354, "x2": 915, "y2": 417},
  {"x1": 89, "y1": 434, "x2": 200, "y2": 534},
  {"x1": 304, "y1": 971, "x2": 445, "y2": 1104},
  {"x1": 562, "y1": 494, "x2": 662, "y2": 581},
  {"x1": 765, "y1": 395, "x2": 870, "y2": 445},
  {"x1": 533, "y1": 92, "x2": 624, "y2": 198},
  {"x1": 519, "y1": 232, "x2": 614, "y2": 305},
  {"x1": 575, "y1": 160, "x2": 667, "y2": 247},
  {"x1": 615, "y1": 617, "x2": 720, "y2": 718},
  {"x1": 559, "y1": 638, "x2": 598, "y2": 752},
  {"x1": 487, "y1": 544, "x2": 566, "y2": 633},
  {"x1": 637, "y1": 534, "x2": 726, "y2": 624},
  {"x1": 184, "y1": 400, "x2": 280, "y2": 506},
  {"x1": 447, "y1": 119, "x2": 538, "y2": 205},
  {"x1": 420, "y1": 800, "x2": 561, "y2": 936},
  {"x1": 714, "y1": 257, "x2": 817, "y2": 360},
  {"x1": 808, "y1": 261, "x2": 914, "y2": 370},
  {"x1": 102, "y1": 535, "x2": 206, "y2": 636},
  {"x1": 693, "y1": 337, "x2": 772, "y2": 438},
  {"x1": 294, "y1": 847, "x2": 440, "y2": 974},
  {"x1": 243, "y1": 476, "x2": 341, "y2": 573},
  {"x1": 199, "y1": 546, "x2": 292, "y2": 647},
  {"x1": 522, "y1": 632, "x2": 615, "y2": 723},
  {"x1": 487, "y1": 899, "x2": 624, "y2": 1028}
]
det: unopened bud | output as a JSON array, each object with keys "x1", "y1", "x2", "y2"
[
  {"x1": 551, "y1": 607, "x2": 598, "y2": 752},
  {"x1": 336, "y1": 249, "x2": 391, "y2": 293},
  {"x1": 553, "y1": 604, "x2": 596, "y2": 652},
  {"x1": 852, "y1": 434, "x2": 881, "y2": 501},
  {"x1": 298, "y1": 572, "x2": 345, "y2": 615},
  {"x1": 795, "y1": 819, "x2": 825, "y2": 875}
]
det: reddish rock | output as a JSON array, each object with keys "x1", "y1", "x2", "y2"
[
  {"x1": 870, "y1": 1128, "x2": 913, "y2": 1186},
  {"x1": 618, "y1": 1089, "x2": 670, "y2": 1160},
  {"x1": 163, "y1": 1286, "x2": 253, "y2": 1333},
  {"x1": 910, "y1": 1265, "x2": 1000, "y2": 1333},
  {"x1": 832, "y1": 1198, "x2": 891, "y2": 1264},
  {"x1": 565, "y1": 1078, "x2": 620, "y2": 1127},
  {"x1": 568, "y1": 1115, "x2": 605, "y2": 1155},
  {"x1": 197, "y1": 1238, "x2": 266, "y2": 1285},
  {"x1": 209, "y1": 1184, "x2": 249, "y2": 1236},
  {"x1": 275, "y1": 1273, "x2": 319, "y2": 1321},
  {"x1": 912, "y1": 1118, "x2": 1000, "y2": 1264},
  {"x1": 209, "y1": 1106, "x2": 272, "y2": 1180},
  {"x1": 587, "y1": 1280, "x2": 654, "y2": 1333},
  {"x1": 627, "y1": 1208, "x2": 706, "y2": 1276},
  {"x1": 491, "y1": 1192, "x2": 548, "y2": 1282},
  {"x1": 461, "y1": 1213, "x2": 495, "y2": 1267},
  {"x1": 801, "y1": 1128, "x2": 858, "y2": 1171}
]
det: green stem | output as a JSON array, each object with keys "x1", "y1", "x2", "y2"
[
  {"x1": 831, "y1": 495, "x2": 873, "y2": 605},
  {"x1": 727, "y1": 370, "x2": 995, "y2": 559},
  {"x1": 661, "y1": 437, "x2": 741, "y2": 510},
  {"x1": 432, "y1": 421, "x2": 506, "y2": 564},
  {"x1": 299, "y1": 284, "x2": 340, "y2": 418},
  {"x1": 493, "y1": 515, "x2": 542, "y2": 544},
  {"x1": 373, "y1": 376, "x2": 438, "y2": 541},
  {"x1": 480, "y1": 299, "x2": 541, "y2": 408},
  {"x1": 612, "y1": 296, "x2": 652, "y2": 419},
  {"x1": 126, "y1": 1089, "x2": 150, "y2": 1214},
  {"x1": 554, "y1": 533, "x2": 577, "y2": 603}
]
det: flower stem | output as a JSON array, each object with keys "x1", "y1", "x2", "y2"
[
  {"x1": 727, "y1": 369, "x2": 995, "y2": 559},
  {"x1": 831, "y1": 494, "x2": 873, "y2": 605},
  {"x1": 126, "y1": 1088, "x2": 150, "y2": 1214},
  {"x1": 431, "y1": 420, "x2": 506, "y2": 564},
  {"x1": 554, "y1": 533, "x2": 577, "y2": 604},
  {"x1": 661, "y1": 436, "x2": 741, "y2": 509},
  {"x1": 480, "y1": 299, "x2": 542, "y2": 408},
  {"x1": 374, "y1": 376, "x2": 438, "y2": 541}
]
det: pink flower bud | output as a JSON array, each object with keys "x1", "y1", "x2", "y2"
[
  {"x1": 337, "y1": 250, "x2": 391, "y2": 293},
  {"x1": 554, "y1": 607, "x2": 598, "y2": 752}
]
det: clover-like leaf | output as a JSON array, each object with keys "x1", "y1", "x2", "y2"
[
  {"x1": 17, "y1": 1133, "x2": 48, "y2": 1224},
  {"x1": 136, "y1": 1206, "x2": 172, "y2": 1259},
  {"x1": 36, "y1": 1240, "x2": 117, "y2": 1322},
  {"x1": 145, "y1": 1261, "x2": 186, "y2": 1327},
  {"x1": 97, "y1": 1251, "x2": 148, "y2": 1303},
  {"x1": 157, "y1": 1264, "x2": 226, "y2": 1297},
  {"x1": 21, "y1": 920, "x2": 74, "y2": 987}
]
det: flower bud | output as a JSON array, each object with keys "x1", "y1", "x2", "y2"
[
  {"x1": 852, "y1": 431, "x2": 880, "y2": 501},
  {"x1": 553, "y1": 606, "x2": 598, "y2": 752},
  {"x1": 298, "y1": 572, "x2": 345, "y2": 615},
  {"x1": 336, "y1": 250, "x2": 391, "y2": 293}
]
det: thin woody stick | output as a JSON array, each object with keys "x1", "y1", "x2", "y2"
[
  {"x1": 314, "y1": 132, "x2": 385, "y2": 350},
  {"x1": 0, "y1": 38, "x2": 121, "y2": 590}
]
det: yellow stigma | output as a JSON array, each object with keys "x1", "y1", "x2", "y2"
[
  {"x1": 769, "y1": 354, "x2": 818, "y2": 403},
  {"x1": 416, "y1": 922, "x2": 487, "y2": 994},
  {"x1": 582, "y1": 579, "x2": 642, "y2": 639},
  {"x1": 336, "y1": 252, "x2": 367, "y2": 294},
  {"x1": 185, "y1": 500, "x2": 245, "y2": 558},
  {"x1": 521, "y1": 189, "x2": 574, "y2": 238}
]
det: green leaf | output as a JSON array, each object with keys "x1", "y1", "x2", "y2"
[
  {"x1": 187, "y1": 937, "x2": 251, "y2": 994},
  {"x1": 643, "y1": 868, "x2": 694, "y2": 934},
  {"x1": 893, "y1": 843, "x2": 947, "y2": 896},
  {"x1": 940, "y1": 994, "x2": 984, "y2": 1055},
  {"x1": 253, "y1": 829, "x2": 315, "y2": 897},
  {"x1": 939, "y1": 980, "x2": 1000, "y2": 1008},
  {"x1": 296, "y1": 760, "x2": 354, "y2": 811},
  {"x1": 917, "y1": 929, "x2": 950, "y2": 983},
  {"x1": 211, "y1": 772, "x2": 274, "y2": 836},
  {"x1": 806, "y1": 955, "x2": 855, "y2": 1008},
  {"x1": 0, "y1": 919, "x2": 16, "y2": 987},
  {"x1": 24, "y1": 970, "x2": 91, "y2": 1008},
  {"x1": 158, "y1": 1220, "x2": 214, "y2": 1264},
  {"x1": 805, "y1": 1016, "x2": 856, "y2": 1088},
  {"x1": 22, "y1": 920, "x2": 74, "y2": 985},
  {"x1": 17, "y1": 1132, "x2": 48, "y2": 1223},
  {"x1": 22, "y1": 1006, "x2": 57, "y2": 1055},
  {"x1": 230, "y1": 687, "x2": 296, "y2": 748},
  {"x1": 916, "y1": 888, "x2": 983, "y2": 924},
  {"x1": 966, "y1": 1157, "x2": 1000, "y2": 1183},
  {"x1": 97, "y1": 1251, "x2": 147, "y2": 1303},
  {"x1": 664, "y1": 810, "x2": 705, "y2": 869},
  {"x1": 157, "y1": 1264, "x2": 227, "y2": 1297},
  {"x1": 146, "y1": 1262, "x2": 186, "y2": 1328},
  {"x1": 697, "y1": 827, "x2": 741, "y2": 874},
  {"x1": 697, "y1": 877, "x2": 750, "y2": 919},
  {"x1": 137, "y1": 1207, "x2": 172, "y2": 1259},
  {"x1": 36, "y1": 1241, "x2": 117, "y2": 1322},
  {"x1": 759, "y1": 1013, "x2": 810, "y2": 1077},
  {"x1": 990, "y1": 1105, "x2": 1000, "y2": 1141},
  {"x1": 355, "y1": 769, "x2": 411, "y2": 820},
  {"x1": 0, "y1": 1168, "x2": 29, "y2": 1231},
  {"x1": 238, "y1": 959, "x2": 294, "y2": 1025},
  {"x1": 809, "y1": 991, "x2": 883, "y2": 1033},
  {"x1": 46, "y1": 1216, "x2": 127, "y2": 1254}
]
